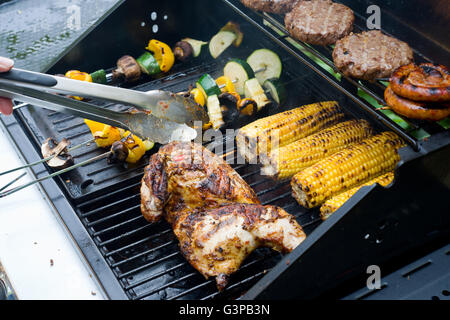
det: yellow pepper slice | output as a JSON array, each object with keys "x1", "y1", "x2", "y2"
[
  {"x1": 190, "y1": 88, "x2": 206, "y2": 107},
  {"x1": 216, "y1": 76, "x2": 236, "y2": 93},
  {"x1": 121, "y1": 131, "x2": 147, "y2": 163},
  {"x1": 84, "y1": 119, "x2": 106, "y2": 135},
  {"x1": 65, "y1": 70, "x2": 92, "y2": 100},
  {"x1": 84, "y1": 119, "x2": 121, "y2": 148},
  {"x1": 65, "y1": 70, "x2": 92, "y2": 101},
  {"x1": 145, "y1": 39, "x2": 175, "y2": 73},
  {"x1": 95, "y1": 126, "x2": 121, "y2": 148}
]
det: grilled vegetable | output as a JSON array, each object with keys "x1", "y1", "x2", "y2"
[
  {"x1": 216, "y1": 76, "x2": 236, "y2": 93},
  {"x1": 384, "y1": 85, "x2": 450, "y2": 121},
  {"x1": 145, "y1": 39, "x2": 175, "y2": 72},
  {"x1": 291, "y1": 132, "x2": 405, "y2": 208},
  {"x1": 107, "y1": 140, "x2": 129, "y2": 164},
  {"x1": 90, "y1": 69, "x2": 107, "y2": 84},
  {"x1": 236, "y1": 101, "x2": 344, "y2": 163},
  {"x1": 136, "y1": 51, "x2": 161, "y2": 75},
  {"x1": 244, "y1": 78, "x2": 271, "y2": 111},
  {"x1": 182, "y1": 38, "x2": 208, "y2": 58},
  {"x1": 320, "y1": 172, "x2": 395, "y2": 220},
  {"x1": 238, "y1": 98, "x2": 258, "y2": 116},
  {"x1": 247, "y1": 49, "x2": 282, "y2": 84},
  {"x1": 224, "y1": 59, "x2": 255, "y2": 95},
  {"x1": 220, "y1": 21, "x2": 244, "y2": 47},
  {"x1": 112, "y1": 55, "x2": 142, "y2": 82},
  {"x1": 206, "y1": 95, "x2": 225, "y2": 130},
  {"x1": 218, "y1": 92, "x2": 240, "y2": 123},
  {"x1": 173, "y1": 41, "x2": 194, "y2": 62},
  {"x1": 143, "y1": 140, "x2": 155, "y2": 151},
  {"x1": 120, "y1": 131, "x2": 147, "y2": 164},
  {"x1": 191, "y1": 88, "x2": 206, "y2": 106},
  {"x1": 196, "y1": 73, "x2": 222, "y2": 97},
  {"x1": 263, "y1": 78, "x2": 286, "y2": 106},
  {"x1": 84, "y1": 119, "x2": 121, "y2": 148},
  {"x1": 65, "y1": 70, "x2": 92, "y2": 100},
  {"x1": 209, "y1": 31, "x2": 236, "y2": 59},
  {"x1": 41, "y1": 138, "x2": 74, "y2": 170},
  {"x1": 261, "y1": 119, "x2": 374, "y2": 180}
]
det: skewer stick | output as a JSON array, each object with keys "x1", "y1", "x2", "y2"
[
  {"x1": 0, "y1": 151, "x2": 111, "y2": 198},
  {"x1": 12, "y1": 102, "x2": 29, "y2": 110},
  {"x1": 0, "y1": 138, "x2": 95, "y2": 177}
]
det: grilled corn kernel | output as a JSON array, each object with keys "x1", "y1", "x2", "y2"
[
  {"x1": 261, "y1": 119, "x2": 374, "y2": 180},
  {"x1": 320, "y1": 172, "x2": 395, "y2": 220},
  {"x1": 236, "y1": 101, "x2": 344, "y2": 163},
  {"x1": 291, "y1": 132, "x2": 405, "y2": 208}
]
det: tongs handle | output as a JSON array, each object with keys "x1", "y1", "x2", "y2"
[
  {"x1": 0, "y1": 80, "x2": 129, "y2": 129},
  {"x1": 0, "y1": 68, "x2": 151, "y2": 108},
  {"x1": 0, "y1": 68, "x2": 58, "y2": 87}
]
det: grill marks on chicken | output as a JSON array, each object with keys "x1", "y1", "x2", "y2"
[
  {"x1": 175, "y1": 203, "x2": 306, "y2": 290},
  {"x1": 140, "y1": 141, "x2": 305, "y2": 290},
  {"x1": 141, "y1": 141, "x2": 260, "y2": 225}
]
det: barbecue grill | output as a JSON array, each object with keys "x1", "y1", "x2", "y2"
[{"x1": 0, "y1": 0, "x2": 449, "y2": 300}]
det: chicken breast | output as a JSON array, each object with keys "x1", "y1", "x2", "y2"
[
  {"x1": 140, "y1": 141, "x2": 259, "y2": 225},
  {"x1": 174, "y1": 203, "x2": 306, "y2": 290},
  {"x1": 140, "y1": 141, "x2": 306, "y2": 289}
]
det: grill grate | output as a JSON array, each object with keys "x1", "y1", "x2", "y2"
[
  {"x1": 74, "y1": 132, "x2": 322, "y2": 300},
  {"x1": 13, "y1": 49, "x2": 378, "y2": 298}
]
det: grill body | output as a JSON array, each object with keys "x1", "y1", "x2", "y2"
[{"x1": 0, "y1": 0, "x2": 449, "y2": 300}]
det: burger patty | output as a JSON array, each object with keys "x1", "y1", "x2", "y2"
[
  {"x1": 240, "y1": 0, "x2": 299, "y2": 14},
  {"x1": 333, "y1": 30, "x2": 414, "y2": 81},
  {"x1": 284, "y1": 0, "x2": 354, "y2": 46}
]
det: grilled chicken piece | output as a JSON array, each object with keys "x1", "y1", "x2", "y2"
[
  {"x1": 140, "y1": 141, "x2": 260, "y2": 225},
  {"x1": 175, "y1": 203, "x2": 306, "y2": 290},
  {"x1": 141, "y1": 141, "x2": 306, "y2": 289}
]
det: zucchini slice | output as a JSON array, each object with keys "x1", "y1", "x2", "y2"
[
  {"x1": 223, "y1": 59, "x2": 255, "y2": 95},
  {"x1": 196, "y1": 73, "x2": 222, "y2": 97},
  {"x1": 263, "y1": 78, "x2": 287, "y2": 106},
  {"x1": 206, "y1": 95, "x2": 225, "y2": 130},
  {"x1": 209, "y1": 31, "x2": 236, "y2": 59},
  {"x1": 247, "y1": 49, "x2": 282, "y2": 84},
  {"x1": 182, "y1": 38, "x2": 208, "y2": 58},
  {"x1": 244, "y1": 78, "x2": 271, "y2": 111},
  {"x1": 136, "y1": 51, "x2": 161, "y2": 75}
]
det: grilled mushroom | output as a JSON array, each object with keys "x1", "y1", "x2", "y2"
[
  {"x1": 41, "y1": 138, "x2": 74, "y2": 170},
  {"x1": 173, "y1": 41, "x2": 194, "y2": 62},
  {"x1": 107, "y1": 141, "x2": 129, "y2": 164},
  {"x1": 112, "y1": 55, "x2": 141, "y2": 82},
  {"x1": 218, "y1": 92, "x2": 240, "y2": 123}
]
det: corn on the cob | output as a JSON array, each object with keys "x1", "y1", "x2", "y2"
[
  {"x1": 291, "y1": 132, "x2": 405, "y2": 208},
  {"x1": 260, "y1": 119, "x2": 374, "y2": 180},
  {"x1": 236, "y1": 101, "x2": 344, "y2": 163},
  {"x1": 320, "y1": 172, "x2": 395, "y2": 220}
]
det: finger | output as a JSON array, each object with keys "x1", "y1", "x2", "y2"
[
  {"x1": 0, "y1": 57, "x2": 14, "y2": 72},
  {"x1": 0, "y1": 97, "x2": 13, "y2": 115}
]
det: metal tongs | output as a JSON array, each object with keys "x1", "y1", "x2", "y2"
[{"x1": 0, "y1": 68, "x2": 209, "y2": 144}]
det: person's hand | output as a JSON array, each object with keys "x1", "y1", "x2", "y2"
[{"x1": 0, "y1": 57, "x2": 14, "y2": 115}]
